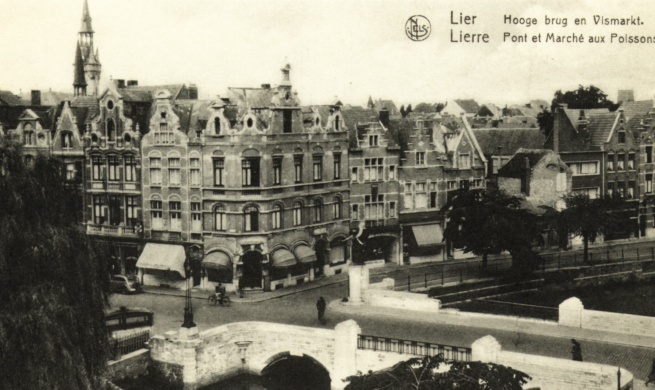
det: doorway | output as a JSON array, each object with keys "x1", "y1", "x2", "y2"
[
  {"x1": 241, "y1": 251, "x2": 263, "y2": 289},
  {"x1": 314, "y1": 239, "x2": 328, "y2": 276}
]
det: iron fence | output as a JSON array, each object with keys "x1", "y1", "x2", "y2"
[
  {"x1": 112, "y1": 329, "x2": 150, "y2": 357},
  {"x1": 357, "y1": 334, "x2": 471, "y2": 361}
]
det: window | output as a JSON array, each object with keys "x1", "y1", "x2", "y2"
[
  {"x1": 107, "y1": 156, "x2": 120, "y2": 181},
  {"x1": 213, "y1": 158, "x2": 224, "y2": 186},
  {"x1": 124, "y1": 156, "x2": 137, "y2": 182},
  {"x1": 92, "y1": 156, "x2": 104, "y2": 180},
  {"x1": 364, "y1": 158, "x2": 384, "y2": 182},
  {"x1": 62, "y1": 132, "x2": 72, "y2": 149},
  {"x1": 389, "y1": 202, "x2": 396, "y2": 218},
  {"x1": 404, "y1": 183, "x2": 413, "y2": 210},
  {"x1": 364, "y1": 195, "x2": 384, "y2": 220},
  {"x1": 333, "y1": 153, "x2": 341, "y2": 180},
  {"x1": 24, "y1": 130, "x2": 34, "y2": 145},
  {"x1": 293, "y1": 202, "x2": 303, "y2": 226},
  {"x1": 332, "y1": 197, "x2": 342, "y2": 219},
  {"x1": 313, "y1": 199, "x2": 323, "y2": 223},
  {"x1": 568, "y1": 161, "x2": 598, "y2": 175},
  {"x1": 334, "y1": 115, "x2": 341, "y2": 131},
  {"x1": 647, "y1": 174, "x2": 653, "y2": 194},
  {"x1": 272, "y1": 204, "x2": 282, "y2": 229},
  {"x1": 459, "y1": 180, "x2": 469, "y2": 190},
  {"x1": 243, "y1": 206, "x2": 258, "y2": 232},
  {"x1": 628, "y1": 153, "x2": 635, "y2": 170},
  {"x1": 151, "y1": 200, "x2": 163, "y2": 230},
  {"x1": 65, "y1": 163, "x2": 76, "y2": 182},
  {"x1": 169, "y1": 158, "x2": 181, "y2": 186},
  {"x1": 214, "y1": 205, "x2": 226, "y2": 231},
  {"x1": 351, "y1": 204, "x2": 359, "y2": 220},
  {"x1": 617, "y1": 154, "x2": 625, "y2": 170},
  {"x1": 607, "y1": 182, "x2": 614, "y2": 198},
  {"x1": 416, "y1": 151, "x2": 426, "y2": 165},
  {"x1": 191, "y1": 202, "x2": 202, "y2": 231},
  {"x1": 575, "y1": 187, "x2": 599, "y2": 199},
  {"x1": 107, "y1": 119, "x2": 116, "y2": 141},
  {"x1": 447, "y1": 181, "x2": 457, "y2": 190},
  {"x1": 351, "y1": 167, "x2": 358, "y2": 182},
  {"x1": 283, "y1": 110, "x2": 292, "y2": 133},
  {"x1": 429, "y1": 182, "x2": 438, "y2": 208},
  {"x1": 214, "y1": 117, "x2": 221, "y2": 135},
  {"x1": 628, "y1": 181, "x2": 635, "y2": 199},
  {"x1": 458, "y1": 153, "x2": 470, "y2": 169},
  {"x1": 389, "y1": 165, "x2": 396, "y2": 180},
  {"x1": 294, "y1": 155, "x2": 303, "y2": 183},
  {"x1": 415, "y1": 182, "x2": 427, "y2": 209},
  {"x1": 190, "y1": 158, "x2": 200, "y2": 186},
  {"x1": 93, "y1": 195, "x2": 106, "y2": 224},
  {"x1": 369, "y1": 135, "x2": 379, "y2": 146},
  {"x1": 556, "y1": 172, "x2": 567, "y2": 191},
  {"x1": 150, "y1": 157, "x2": 162, "y2": 185},
  {"x1": 617, "y1": 182, "x2": 625, "y2": 198},
  {"x1": 273, "y1": 157, "x2": 282, "y2": 185},
  {"x1": 169, "y1": 201, "x2": 182, "y2": 230},
  {"x1": 471, "y1": 179, "x2": 483, "y2": 188},
  {"x1": 313, "y1": 155, "x2": 323, "y2": 181},
  {"x1": 126, "y1": 197, "x2": 138, "y2": 226},
  {"x1": 647, "y1": 146, "x2": 653, "y2": 164},
  {"x1": 618, "y1": 130, "x2": 626, "y2": 144},
  {"x1": 242, "y1": 158, "x2": 261, "y2": 187},
  {"x1": 607, "y1": 154, "x2": 614, "y2": 171},
  {"x1": 155, "y1": 120, "x2": 173, "y2": 144}
]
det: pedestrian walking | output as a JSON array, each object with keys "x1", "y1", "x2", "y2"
[
  {"x1": 646, "y1": 358, "x2": 655, "y2": 386},
  {"x1": 316, "y1": 296, "x2": 327, "y2": 324},
  {"x1": 571, "y1": 339, "x2": 583, "y2": 362}
]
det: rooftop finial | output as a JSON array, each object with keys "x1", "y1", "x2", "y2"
[{"x1": 80, "y1": 0, "x2": 94, "y2": 34}]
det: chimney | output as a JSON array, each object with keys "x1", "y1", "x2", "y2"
[
  {"x1": 522, "y1": 156, "x2": 531, "y2": 195},
  {"x1": 115, "y1": 79, "x2": 126, "y2": 88},
  {"x1": 552, "y1": 104, "x2": 566, "y2": 153},
  {"x1": 379, "y1": 108, "x2": 390, "y2": 128},
  {"x1": 31, "y1": 90, "x2": 41, "y2": 106},
  {"x1": 578, "y1": 109, "x2": 589, "y2": 134},
  {"x1": 127, "y1": 80, "x2": 138, "y2": 87},
  {"x1": 261, "y1": 83, "x2": 271, "y2": 89},
  {"x1": 188, "y1": 84, "x2": 198, "y2": 100},
  {"x1": 280, "y1": 64, "x2": 291, "y2": 86}
]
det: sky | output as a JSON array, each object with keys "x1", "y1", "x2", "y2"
[{"x1": 1, "y1": 0, "x2": 655, "y2": 107}]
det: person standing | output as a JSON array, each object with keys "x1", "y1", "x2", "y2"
[
  {"x1": 316, "y1": 296, "x2": 327, "y2": 324},
  {"x1": 571, "y1": 339, "x2": 583, "y2": 361},
  {"x1": 646, "y1": 358, "x2": 655, "y2": 386}
]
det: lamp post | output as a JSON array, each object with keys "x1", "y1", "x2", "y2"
[
  {"x1": 617, "y1": 367, "x2": 621, "y2": 390},
  {"x1": 182, "y1": 258, "x2": 196, "y2": 329}
]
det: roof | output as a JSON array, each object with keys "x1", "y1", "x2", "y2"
[
  {"x1": 340, "y1": 106, "x2": 378, "y2": 148},
  {"x1": 73, "y1": 42, "x2": 87, "y2": 87},
  {"x1": 0, "y1": 90, "x2": 23, "y2": 106},
  {"x1": 80, "y1": 0, "x2": 94, "y2": 33},
  {"x1": 620, "y1": 100, "x2": 653, "y2": 121},
  {"x1": 454, "y1": 99, "x2": 480, "y2": 114},
  {"x1": 20, "y1": 90, "x2": 75, "y2": 106},
  {"x1": 372, "y1": 99, "x2": 399, "y2": 116},
  {"x1": 588, "y1": 112, "x2": 619, "y2": 147},
  {"x1": 498, "y1": 149, "x2": 551, "y2": 178},
  {"x1": 227, "y1": 87, "x2": 274, "y2": 110},
  {"x1": 472, "y1": 128, "x2": 546, "y2": 156},
  {"x1": 116, "y1": 84, "x2": 186, "y2": 102},
  {"x1": 478, "y1": 104, "x2": 501, "y2": 117},
  {"x1": 562, "y1": 108, "x2": 609, "y2": 129},
  {"x1": 172, "y1": 99, "x2": 214, "y2": 136}
]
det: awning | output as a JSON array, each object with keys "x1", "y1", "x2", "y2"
[
  {"x1": 202, "y1": 251, "x2": 232, "y2": 271},
  {"x1": 294, "y1": 245, "x2": 317, "y2": 264},
  {"x1": 271, "y1": 249, "x2": 297, "y2": 268},
  {"x1": 411, "y1": 224, "x2": 444, "y2": 248},
  {"x1": 136, "y1": 243, "x2": 186, "y2": 278}
]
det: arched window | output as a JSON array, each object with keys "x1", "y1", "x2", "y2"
[
  {"x1": 313, "y1": 198, "x2": 323, "y2": 223},
  {"x1": 214, "y1": 205, "x2": 226, "y2": 231},
  {"x1": 272, "y1": 204, "x2": 283, "y2": 230},
  {"x1": 214, "y1": 117, "x2": 221, "y2": 135},
  {"x1": 293, "y1": 201, "x2": 303, "y2": 226},
  {"x1": 61, "y1": 132, "x2": 72, "y2": 149},
  {"x1": 332, "y1": 196, "x2": 342, "y2": 220},
  {"x1": 334, "y1": 115, "x2": 341, "y2": 131},
  {"x1": 244, "y1": 205, "x2": 259, "y2": 232},
  {"x1": 107, "y1": 119, "x2": 116, "y2": 141}
]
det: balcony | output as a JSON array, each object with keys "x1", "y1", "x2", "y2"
[{"x1": 86, "y1": 224, "x2": 138, "y2": 237}]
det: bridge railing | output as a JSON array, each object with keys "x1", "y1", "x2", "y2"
[{"x1": 357, "y1": 334, "x2": 471, "y2": 362}]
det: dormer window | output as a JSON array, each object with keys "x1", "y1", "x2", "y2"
[
  {"x1": 62, "y1": 132, "x2": 72, "y2": 149},
  {"x1": 246, "y1": 118, "x2": 254, "y2": 128},
  {"x1": 334, "y1": 115, "x2": 341, "y2": 131},
  {"x1": 106, "y1": 119, "x2": 116, "y2": 141},
  {"x1": 618, "y1": 130, "x2": 626, "y2": 144},
  {"x1": 214, "y1": 117, "x2": 221, "y2": 135},
  {"x1": 285, "y1": 91, "x2": 291, "y2": 100},
  {"x1": 107, "y1": 100, "x2": 114, "y2": 110},
  {"x1": 161, "y1": 112, "x2": 167, "y2": 119},
  {"x1": 315, "y1": 117, "x2": 320, "y2": 126},
  {"x1": 369, "y1": 135, "x2": 379, "y2": 146}
]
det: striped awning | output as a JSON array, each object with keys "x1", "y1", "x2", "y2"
[
  {"x1": 411, "y1": 224, "x2": 444, "y2": 248},
  {"x1": 271, "y1": 248, "x2": 297, "y2": 268},
  {"x1": 136, "y1": 243, "x2": 186, "y2": 278},
  {"x1": 294, "y1": 245, "x2": 317, "y2": 264},
  {"x1": 203, "y1": 251, "x2": 232, "y2": 271}
]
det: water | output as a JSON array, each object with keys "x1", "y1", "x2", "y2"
[{"x1": 200, "y1": 374, "x2": 264, "y2": 390}]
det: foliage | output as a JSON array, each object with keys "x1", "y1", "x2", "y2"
[
  {"x1": 400, "y1": 104, "x2": 413, "y2": 118},
  {"x1": 560, "y1": 193, "x2": 625, "y2": 262},
  {"x1": 0, "y1": 141, "x2": 111, "y2": 389},
  {"x1": 443, "y1": 189, "x2": 541, "y2": 271},
  {"x1": 344, "y1": 354, "x2": 531, "y2": 390},
  {"x1": 414, "y1": 103, "x2": 446, "y2": 114},
  {"x1": 539, "y1": 85, "x2": 619, "y2": 137}
]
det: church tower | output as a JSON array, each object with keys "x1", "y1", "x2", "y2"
[{"x1": 73, "y1": 0, "x2": 101, "y2": 97}]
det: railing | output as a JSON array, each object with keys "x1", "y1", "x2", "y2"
[
  {"x1": 86, "y1": 224, "x2": 138, "y2": 236},
  {"x1": 111, "y1": 329, "x2": 150, "y2": 357},
  {"x1": 357, "y1": 334, "x2": 471, "y2": 361}
]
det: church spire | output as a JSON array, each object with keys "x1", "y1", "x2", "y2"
[
  {"x1": 80, "y1": 0, "x2": 94, "y2": 34},
  {"x1": 75, "y1": 0, "x2": 101, "y2": 97},
  {"x1": 73, "y1": 42, "x2": 87, "y2": 96}
]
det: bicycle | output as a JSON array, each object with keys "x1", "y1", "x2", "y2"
[{"x1": 208, "y1": 293, "x2": 231, "y2": 307}]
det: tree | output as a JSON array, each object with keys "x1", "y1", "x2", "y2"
[
  {"x1": 560, "y1": 194, "x2": 624, "y2": 263},
  {"x1": 0, "y1": 141, "x2": 111, "y2": 389},
  {"x1": 539, "y1": 85, "x2": 619, "y2": 137},
  {"x1": 443, "y1": 189, "x2": 541, "y2": 272},
  {"x1": 344, "y1": 354, "x2": 531, "y2": 390}
]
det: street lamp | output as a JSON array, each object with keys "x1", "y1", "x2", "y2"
[{"x1": 182, "y1": 258, "x2": 196, "y2": 329}]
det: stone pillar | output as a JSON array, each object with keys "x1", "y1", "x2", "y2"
[
  {"x1": 390, "y1": 236, "x2": 400, "y2": 265},
  {"x1": 333, "y1": 320, "x2": 361, "y2": 389},
  {"x1": 472, "y1": 335, "x2": 501, "y2": 363},
  {"x1": 348, "y1": 265, "x2": 369, "y2": 305},
  {"x1": 559, "y1": 297, "x2": 584, "y2": 328}
]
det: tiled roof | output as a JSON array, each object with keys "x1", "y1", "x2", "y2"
[
  {"x1": 373, "y1": 99, "x2": 399, "y2": 116},
  {"x1": 20, "y1": 91, "x2": 75, "y2": 106},
  {"x1": 118, "y1": 84, "x2": 186, "y2": 102},
  {"x1": 498, "y1": 149, "x2": 551, "y2": 178},
  {"x1": 227, "y1": 87, "x2": 274, "y2": 111},
  {"x1": 563, "y1": 108, "x2": 609, "y2": 129},
  {"x1": 0, "y1": 90, "x2": 23, "y2": 106},
  {"x1": 588, "y1": 112, "x2": 618, "y2": 147},
  {"x1": 340, "y1": 106, "x2": 378, "y2": 149},
  {"x1": 472, "y1": 128, "x2": 546, "y2": 156},
  {"x1": 620, "y1": 100, "x2": 653, "y2": 121},
  {"x1": 172, "y1": 100, "x2": 213, "y2": 136},
  {"x1": 454, "y1": 99, "x2": 480, "y2": 114}
]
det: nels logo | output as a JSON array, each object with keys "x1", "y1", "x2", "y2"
[{"x1": 405, "y1": 15, "x2": 431, "y2": 41}]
